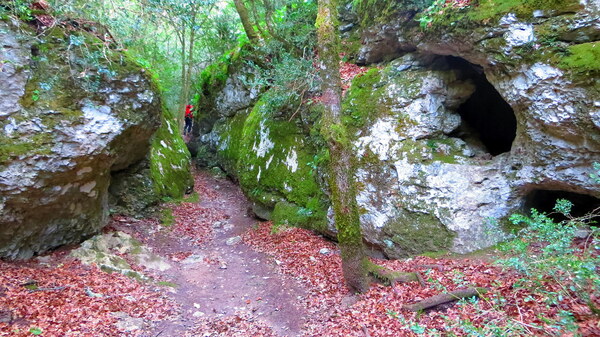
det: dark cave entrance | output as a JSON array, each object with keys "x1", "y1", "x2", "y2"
[
  {"x1": 524, "y1": 189, "x2": 600, "y2": 222},
  {"x1": 444, "y1": 56, "x2": 517, "y2": 156}
]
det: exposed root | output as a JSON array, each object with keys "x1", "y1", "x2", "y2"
[
  {"x1": 403, "y1": 287, "x2": 489, "y2": 312},
  {"x1": 365, "y1": 260, "x2": 426, "y2": 287}
]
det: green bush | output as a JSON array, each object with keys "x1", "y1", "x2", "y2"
[{"x1": 496, "y1": 199, "x2": 600, "y2": 319}]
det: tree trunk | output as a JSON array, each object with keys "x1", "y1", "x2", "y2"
[
  {"x1": 183, "y1": 5, "x2": 198, "y2": 130},
  {"x1": 178, "y1": 24, "x2": 187, "y2": 130},
  {"x1": 233, "y1": 0, "x2": 259, "y2": 42},
  {"x1": 262, "y1": 0, "x2": 301, "y2": 55},
  {"x1": 316, "y1": 0, "x2": 369, "y2": 293},
  {"x1": 248, "y1": 0, "x2": 267, "y2": 37}
]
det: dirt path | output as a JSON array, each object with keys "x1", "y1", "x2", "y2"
[{"x1": 137, "y1": 172, "x2": 307, "y2": 336}]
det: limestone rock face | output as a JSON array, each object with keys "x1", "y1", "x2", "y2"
[
  {"x1": 0, "y1": 19, "x2": 174, "y2": 259},
  {"x1": 194, "y1": 1, "x2": 600, "y2": 257},
  {"x1": 338, "y1": 56, "x2": 515, "y2": 256},
  {"x1": 348, "y1": 1, "x2": 600, "y2": 256}
]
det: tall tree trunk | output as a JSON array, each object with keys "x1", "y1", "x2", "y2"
[
  {"x1": 233, "y1": 0, "x2": 259, "y2": 42},
  {"x1": 249, "y1": 0, "x2": 267, "y2": 37},
  {"x1": 316, "y1": 0, "x2": 369, "y2": 293},
  {"x1": 178, "y1": 25, "x2": 187, "y2": 130},
  {"x1": 183, "y1": 5, "x2": 198, "y2": 130},
  {"x1": 262, "y1": 0, "x2": 301, "y2": 55}
]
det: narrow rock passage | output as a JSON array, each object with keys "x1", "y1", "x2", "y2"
[{"x1": 137, "y1": 171, "x2": 307, "y2": 336}]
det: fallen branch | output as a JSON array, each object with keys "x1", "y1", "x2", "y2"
[
  {"x1": 29, "y1": 286, "x2": 67, "y2": 293},
  {"x1": 403, "y1": 287, "x2": 489, "y2": 312}
]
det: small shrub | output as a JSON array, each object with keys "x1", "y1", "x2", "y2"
[{"x1": 496, "y1": 199, "x2": 600, "y2": 320}]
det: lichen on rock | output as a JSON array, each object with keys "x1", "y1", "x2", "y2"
[{"x1": 0, "y1": 18, "x2": 191, "y2": 259}]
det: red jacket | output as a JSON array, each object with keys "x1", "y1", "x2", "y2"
[{"x1": 185, "y1": 105, "x2": 194, "y2": 118}]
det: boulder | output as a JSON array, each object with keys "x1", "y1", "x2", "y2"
[
  {"x1": 346, "y1": 1, "x2": 600, "y2": 255},
  {"x1": 0, "y1": 19, "x2": 190, "y2": 259}
]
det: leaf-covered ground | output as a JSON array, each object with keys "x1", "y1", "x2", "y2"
[
  {"x1": 0, "y1": 257, "x2": 174, "y2": 337},
  {"x1": 1, "y1": 171, "x2": 598, "y2": 336},
  {"x1": 244, "y1": 222, "x2": 599, "y2": 336}
]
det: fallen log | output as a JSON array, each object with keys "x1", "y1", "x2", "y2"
[{"x1": 403, "y1": 287, "x2": 489, "y2": 312}]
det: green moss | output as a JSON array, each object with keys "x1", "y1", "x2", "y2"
[
  {"x1": 421, "y1": 0, "x2": 581, "y2": 31},
  {"x1": 342, "y1": 68, "x2": 387, "y2": 130},
  {"x1": 272, "y1": 201, "x2": 320, "y2": 229},
  {"x1": 213, "y1": 112, "x2": 249, "y2": 177},
  {"x1": 0, "y1": 133, "x2": 54, "y2": 162},
  {"x1": 559, "y1": 42, "x2": 600, "y2": 74},
  {"x1": 383, "y1": 212, "x2": 456, "y2": 257},
  {"x1": 469, "y1": 0, "x2": 581, "y2": 21},
  {"x1": 156, "y1": 281, "x2": 178, "y2": 288},
  {"x1": 149, "y1": 107, "x2": 193, "y2": 200},
  {"x1": 418, "y1": 250, "x2": 450, "y2": 258},
  {"x1": 159, "y1": 208, "x2": 175, "y2": 227},
  {"x1": 184, "y1": 192, "x2": 200, "y2": 203},
  {"x1": 233, "y1": 92, "x2": 327, "y2": 232}
]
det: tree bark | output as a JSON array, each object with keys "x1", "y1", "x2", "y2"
[
  {"x1": 316, "y1": 0, "x2": 369, "y2": 293},
  {"x1": 233, "y1": 0, "x2": 259, "y2": 42},
  {"x1": 262, "y1": 0, "x2": 302, "y2": 55}
]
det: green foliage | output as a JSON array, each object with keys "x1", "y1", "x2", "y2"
[
  {"x1": 591, "y1": 162, "x2": 600, "y2": 184},
  {"x1": 417, "y1": 0, "x2": 457, "y2": 29},
  {"x1": 352, "y1": 0, "x2": 433, "y2": 27},
  {"x1": 244, "y1": 50, "x2": 318, "y2": 116},
  {"x1": 29, "y1": 327, "x2": 43, "y2": 335},
  {"x1": 2, "y1": 0, "x2": 34, "y2": 21},
  {"x1": 496, "y1": 200, "x2": 600, "y2": 317},
  {"x1": 50, "y1": 0, "x2": 240, "y2": 114},
  {"x1": 272, "y1": 201, "x2": 318, "y2": 229},
  {"x1": 307, "y1": 150, "x2": 329, "y2": 175}
]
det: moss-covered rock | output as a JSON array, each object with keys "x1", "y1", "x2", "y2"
[
  {"x1": 0, "y1": 18, "x2": 188, "y2": 259},
  {"x1": 149, "y1": 108, "x2": 193, "y2": 200},
  {"x1": 559, "y1": 42, "x2": 600, "y2": 74},
  {"x1": 195, "y1": 55, "x2": 328, "y2": 232},
  {"x1": 235, "y1": 93, "x2": 327, "y2": 231},
  {"x1": 348, "y1": 0, "x2": 599, "y2": 257}
]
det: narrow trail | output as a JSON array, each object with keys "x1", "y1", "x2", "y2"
[{"x1": 136, "y1": 171, "x2": 307, "y2": 336}]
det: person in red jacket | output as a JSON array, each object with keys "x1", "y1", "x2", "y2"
[{"x1": 184, "y1": 105, "x2": 194, "y2": 135}]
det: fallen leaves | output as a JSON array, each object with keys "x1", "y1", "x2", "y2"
[
  {"x1": 339, "y1": 59, "x2": 369, "y2": 94},
  {"x1": 189, "y1": 312, "x2": 277, "y2": 337},
  {"x1": 2, "y1": 171, "x2": 598, "y2": 336},
  {"x1": 243, "y1": 222, "x2": 600, "y2": 336},
  {"x1": 0, "y1": 258, "x2": 174, "y2": 337}
]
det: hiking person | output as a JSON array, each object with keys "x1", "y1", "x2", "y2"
[{"x1": 184, "y1": 104, "x2": 194, "y2": 135}]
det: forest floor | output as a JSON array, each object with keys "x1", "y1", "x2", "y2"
[{"x1": 0, "y1": 170, "x2": 598, "y2": 337}]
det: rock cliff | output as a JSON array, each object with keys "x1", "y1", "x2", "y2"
[{"x1": 191, "y1": 0, "x2": 600, "y2": 257}]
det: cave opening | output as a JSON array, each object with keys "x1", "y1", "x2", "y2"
[
  {"x1": 444, "y1": 56, "x2": 517, "y2": 156},
  {"x1": 524, "y1": 189, "x2": 600, "y2": 222}
]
